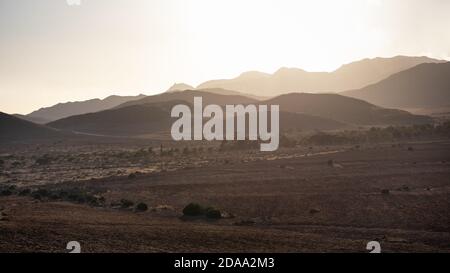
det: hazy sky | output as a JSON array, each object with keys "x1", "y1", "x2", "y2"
[{"x1": 1, "y1": 0, "x2": 449, "y2": 114}]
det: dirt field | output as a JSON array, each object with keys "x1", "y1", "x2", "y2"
[{"x1": 0, "y1": 140, "x2": 449, "y2": 253}]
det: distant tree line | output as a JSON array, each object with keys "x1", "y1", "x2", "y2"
[{"x1": 299, "y1": 122, "x2": 450, "y2": 146}]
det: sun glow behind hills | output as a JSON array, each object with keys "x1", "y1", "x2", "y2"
[{"x1": 0, "y1": 0, "x2": 449, "y2": 114}]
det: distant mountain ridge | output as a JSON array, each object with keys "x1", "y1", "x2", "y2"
[
  {"x1": 198, "y1": 56, "x2": 445, "y2": 96},
  {"x1": 341, "y1": 62, "x2": 450, "y2": 110},
  {"x1": 266, "y1": 93, "x2": 431, "y2": 126},
  {"x1": 13, "y1": 114, "x2": 50, "y2": 124},
  {"x1": 47, "y1": 100, "x2": 348, "y2": 137},
  {"x1": 48, "y1": 101, "x2": 182, "y2": 137},
  {"x1": 169, "y1": 87, "x2": 268, "y2": 100},
  {"x1": 27, "y1": 94, "x2": 146, "y2": 123},
  {"x1": 0, "y1": 112, "x2": 67, "y2": 142},
  {"x1": 166, "y1": 83, "x2": 195, "y2": 92},
  {"x1": 115, "y1": 90, "x2": 259, "y2": 109},
  {"x1": 46, "y1": 90, "x2": 430, "y2": 137}
]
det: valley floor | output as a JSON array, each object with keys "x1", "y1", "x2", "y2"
[{"x1": 0, "y1": 140, "x2": 449, "y2": 252}]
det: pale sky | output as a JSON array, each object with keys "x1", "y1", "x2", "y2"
[{"x1": 1, "y1": 0, "x2": 449, "y2": 114}]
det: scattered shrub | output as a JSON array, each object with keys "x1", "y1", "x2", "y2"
[
  {"x1": 18, "y1": 189, "x2": 31, "y2": 196},
  {"x1": 120, "y1": 199, "x2": 134, "y2": 209},
  {"x1": 49, "y1": 194, "x2": 60, "y2": 201},
  {"x1": 11, "y1": 161, "x2": 21, "y2": 167},
  {"x1": 0, "y1": 189, "x2": 12, "y2": 196},
  {"x1": 381, "y1": 189, "x2": 390, "y2": 195},
  {"x1": 135, "y1": 202, "x2": 148, "y2": 212},
  {"x1": 58, "y1": 191, "x2": 69, "y2": 198},
  {"x1": 205, "y1": 208, "x2": 222, "y2": 219},
  {"x1": 128, "y1": 173, "x2": 137, "y2": 179},
  {"x1": 34, "y1": 189, "x2": 49, "y2": 197},
  {"x1": 182, "y1": 203, "x2": 205, "y2": 216},
  {"x1": 31, "y1": 192, "x2": 42, "y2": 200}
]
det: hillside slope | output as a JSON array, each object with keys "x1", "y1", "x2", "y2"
[{"x1": 342, "y1": 62, "x2": 450, "y2": 110}]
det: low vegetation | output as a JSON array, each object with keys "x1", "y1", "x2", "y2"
[
  {"x1": 182, "y1": 203, "x2": 205, "y2": 216},
  {"x1": 182, "y1": 203, "x2": 222, "y2": 219},
  {"x1": 299, "y1": 122, "x2": 450, "y2": 146},
  {"x1": 135, "y1": 202, "x2": 148, "y2": 212},
  {"x1": 120, "y1": 199, "x2": 134, "y2": 209}
]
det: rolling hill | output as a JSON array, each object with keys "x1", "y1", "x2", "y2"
[
  {"x1": 115, "y1": 90, "x2": 259, "y2": 109},
  {"x1": 47, "y1": 101, "x2": 180, "y2": 137},
  {"x1": 13, "y1": 114, "x2": 51, "y2": 124},
  {"x1": 264, "y1": 93, "x2": 432, "y2": 126},
  {"x1": 341, "y1": 62, "x2": 450, "y2": 111},
  {"x1": 47, "y1": 98, "x2": 347, "y2": 136},
  {"x1": 27, "y1": 94, "x2": 146, "y2": 123},
  {"x1": 0, "y1": 112, "x2": 67, "y2": 142},
  {"x1": 47, "y1": 90, "x2": 430, "y2": 137},
  {"x1": 198, "y1": 56, "x2": 445, "y2": 97}
]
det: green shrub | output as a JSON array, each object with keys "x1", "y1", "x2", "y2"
[
  {"x1": 11, "y1": 161, "x2": 21, "y2": 167},
  {"x1": 0, "y1": 189, "x2": 12, "y2": 196},
  {"x1": 120, "y1": 199, "x2": 134, "y2": 209},
  {"x1": 182, "y1": 203, "x2": 204, "y2": 216},
  {"x1": 58, "y1": 191, "x2": 69, "y2": 198},
  {"x1": 18, "y1": 189, "x2": 31, "y2": 196},
  {"x1": 31, "y1": 192, "x2": 42, "y2": 200},
  {"x1": 34, "y1": 189, "x2": 50, "y2": 197},
  {"x1": 135, "y1": 202, "x2": 148, "y2": 212},
  {"x1": 205, "y1": 208, "x2": 222, "y2": 219},
  {"x1": 49, "y1": 194, "x2": 60, "y2": 201}
]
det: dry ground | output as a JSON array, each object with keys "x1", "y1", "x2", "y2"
[{"x1": 0, "y1": 140, "x2": 449, "y2": 253}]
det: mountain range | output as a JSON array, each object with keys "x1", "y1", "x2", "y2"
[
  {"x1": 2, "y1": 55, "x2": 446, "y2": 142},
  {"x1": 197, "y1": 56, "x2": 445, "y2": 97},
  {"x1": 26, "y1": 94, "x2": 146, "y2": 123},
  {"x1": 45, "y1": 91, "x2": 430, "y2": 138},
  {"x1": 341, "y1": 62, "x2": 450, "y2": 111},
  {"x1": 14, "y1": 56, "x2": 447, "y2": 123},
  {"x1": 0, "y1": 112, "x2": 67, "y2": 142}
]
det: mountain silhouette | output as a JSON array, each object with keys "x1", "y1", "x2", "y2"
[
  {"x1": 27, "y1": 94, "x2": 146, "y2": 123},
  {"x1": 115, "y1": 90, "x2": 259, "y2": 109},
  {"x1": 166, "y1": 83, "x2": 195, "y2": 92},
  {"x1": 46, "y1": 90, "x2": 429, "y2": 137},
  {"x1": 198, "y1": 56, "x2": 445, "y2": 96},
  {"x1": 265, "y1": 93, "x2": 432, "y2": 125},
  {"x1": 12, "y1": 114, "x2": 51, "y2": 124},
  {"x1": 341, "y1": 62, "x2": 450, "y2": 111},
  {"x1": 47, "y1": 101, "x2": 180, "y2": 137},
  {"x1": 0, "y1": 112, "x2": 67, "y2": 142},
  {"x1": 47, "y1": 99, "x2": 347, "y2": 137}
]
